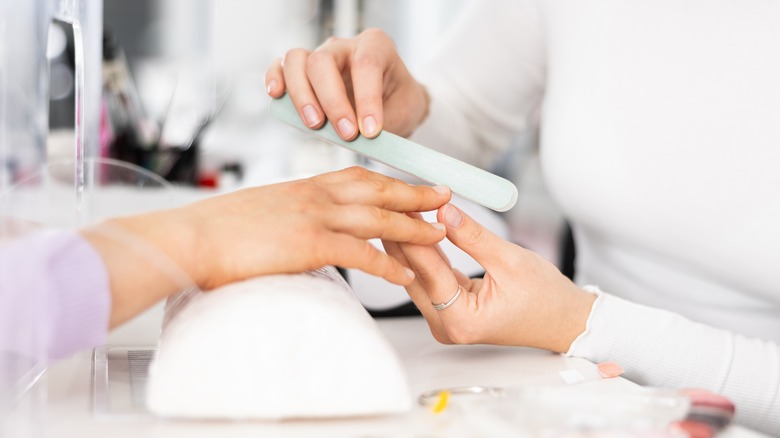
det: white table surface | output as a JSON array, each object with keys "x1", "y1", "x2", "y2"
[{"x1": 8, "y1": 307, "x2": 763, "y2": 438}]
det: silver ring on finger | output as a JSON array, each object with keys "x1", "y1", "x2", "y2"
[{"x1": 432, "y1": 285, "x2": 462, "y2": 311}]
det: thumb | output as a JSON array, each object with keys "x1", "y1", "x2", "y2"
[{"x1": 438, "y1": 203, "x2": 508, "y2": 269}]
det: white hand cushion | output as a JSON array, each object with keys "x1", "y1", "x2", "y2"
[{"x1": 145, "y1": 267, "x2": 411, "y2": 419}]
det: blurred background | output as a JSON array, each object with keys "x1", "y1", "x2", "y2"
[{"x1": 46, "y1": 0, "x2": 566, "y2": 265}]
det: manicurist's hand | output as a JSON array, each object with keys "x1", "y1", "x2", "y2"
[
  {"x1": 383, "y1": 204, "x2": 596, "y2": 354},
  {"x1": 265, "y1": 28, "x2": 429, "y2": 140},
  {"x1": 83, "y1": 167, "x2": 450, "y2": 328}
]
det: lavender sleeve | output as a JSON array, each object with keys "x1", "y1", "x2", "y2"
[{"x1": 0, "y1": 230, "x2": 111, "y2": 362}]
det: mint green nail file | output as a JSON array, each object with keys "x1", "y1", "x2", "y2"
[{"x1": 269, "y1": 94, "x2": 518, "y2": 212}]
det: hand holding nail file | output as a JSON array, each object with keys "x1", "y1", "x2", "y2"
[{"x1": 269, "y1": 94, "x2": 518, "y2": 212}]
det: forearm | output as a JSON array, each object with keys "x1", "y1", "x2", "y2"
[
  {"x1": 567, "y1": 291, "x2": 780, "y2": 434},
  {"x1": 80, "y1": 211, "x2": 197, "y2": 329}
]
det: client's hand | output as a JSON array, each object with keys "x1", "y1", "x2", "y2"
[
  {"x1": 84, "y1": 167, "x2": 450, "y2": 327},
  {"x1": 383, "y1": 204, "x2": 596, "y2": 354}
]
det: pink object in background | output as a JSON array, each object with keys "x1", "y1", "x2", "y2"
[
  {"x1": 670, "y1": 388, "x2": 736, "y2": 437},
  {"x1": 99, "y1": 97, "x2": 115, "y2": 159},
  {"x1": 596, "y1": 361, "x2": 625, "y2": 378}
]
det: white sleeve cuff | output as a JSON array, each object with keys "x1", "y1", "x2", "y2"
[{"x1": 564, "y1": 285, "x2": 604, "y2": 358}]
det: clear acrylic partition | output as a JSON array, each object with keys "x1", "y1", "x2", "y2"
[{"x1": 0, "y1": 0, "x2": 100, "y2": 434}]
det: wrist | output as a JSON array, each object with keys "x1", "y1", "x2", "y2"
[
  {"x1": 548, "y1": 284, "x2": 598, "y2": 354},
  {"x1": 81, "y1": 215, "x2": 198, "y2": 328},
  {"x1": 110, "y1": 208, "x2": 202, "y2": 288}
]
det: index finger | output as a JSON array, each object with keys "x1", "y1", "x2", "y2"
[
  {"x1": 329, "y1": 180, "x2": 451, "y2": 212},
  {"x1": 315, "y1": 167, "x2": 450, "y2": 211}
]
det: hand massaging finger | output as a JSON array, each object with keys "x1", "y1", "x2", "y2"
[{"x1": 270, "y1": 94, "x2": 518, "y2": 212}]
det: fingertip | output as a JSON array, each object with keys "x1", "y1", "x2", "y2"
[
  {"x1": 436, "y1": 203, "x2": 503, "y2": 265},
  {"x1": 336, "y1": 117, "x2": 359, "y2": 140},
  {"x1": 266, "y1": 79, "x2": 285, "y2": 98},
  {"x1": 301, "y1": 104, "x2": 324, "y2": 128},
  {"x1": 432, "y1": 185, "x2": 452, "y2": 205},
  {"x1": 429, "y1": 224, "x2": 447, "y2": 244},
  {"x1": 432, "y1": 185, "x2": 451, "y2": 197},
  {"x1": 439, "y1": 203, "x2": 464, "y2": 229},
  {"x1": 361, "y1": 115, "x2": 380, "y2": 138}
]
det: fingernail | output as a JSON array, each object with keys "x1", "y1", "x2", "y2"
[
  {"x1": 596, "y1": 362, "x2": 625, "y2": 378},
  {"x1": 431, "y1": 222, "x2": 446, "y2": 232},
  {"x1": 337, "y1": 118, "x2": 356, "y2": 138},
  {"x1": 266, "y1": 79, "x2": 277, "y2": 95},
  {"x1": 405, "y1": 267, "x2": 415, "y2": 280},
  {"x1": 432, "y1": 185, "x2": 450, "y2": 195},
  {"x1": 303, "y1": 104, "x2": 321, "y2": 127},
  {"x1": 442, "y1": 204, "x2": 463, "y2": 228},
  {"x1": 362, "y1": 115, "x2": 378, "y2": 137}
]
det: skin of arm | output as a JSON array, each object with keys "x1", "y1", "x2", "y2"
[{"x1": 81, "y1": 166, "x2": 451, "y2": 329}]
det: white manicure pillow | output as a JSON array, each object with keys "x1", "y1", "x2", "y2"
[{"x1": 145, "y1": 268, "x2": 411, "y2": 420}]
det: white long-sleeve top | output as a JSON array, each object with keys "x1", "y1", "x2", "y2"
[{"x1": 410, "y1": 1, "x2": 780, "y2": 434}]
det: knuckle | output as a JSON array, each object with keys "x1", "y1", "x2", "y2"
[
  {"x1": 360, "y1": 27, "x2": 388, "y2": 41},
  {"x1": 344, "y1": 165, "x2": 371, "y2": 180},
  {"x1": 411, "y1": 264, "x2": 436, "y2": 285},
  {"x1": 305, "y1": 50, "x2": 331, "y2": 71},
  {"x1": 352, "y1": 52, "x2": 382, "y2": 71},
  {"x1": 410, "y1": 186, "x2": 430, "y2": 208},
  {"x1": 368, "y1": 206, "x2": 391, "y2": 224},
  {"x1": 465, "y1": 225, "x2": 488, "y2": 247},
  {"x1": 366, "y1": 177, "x2": 389, "y2": 195}
]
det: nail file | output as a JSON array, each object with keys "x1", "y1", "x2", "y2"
[{"x1": 269, "y1": 94, "x2": 518, "y2": 212}]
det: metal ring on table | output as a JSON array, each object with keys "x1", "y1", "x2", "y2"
[{"x1": 417, "y1": 386, "x2": 506, "y2": 406}]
